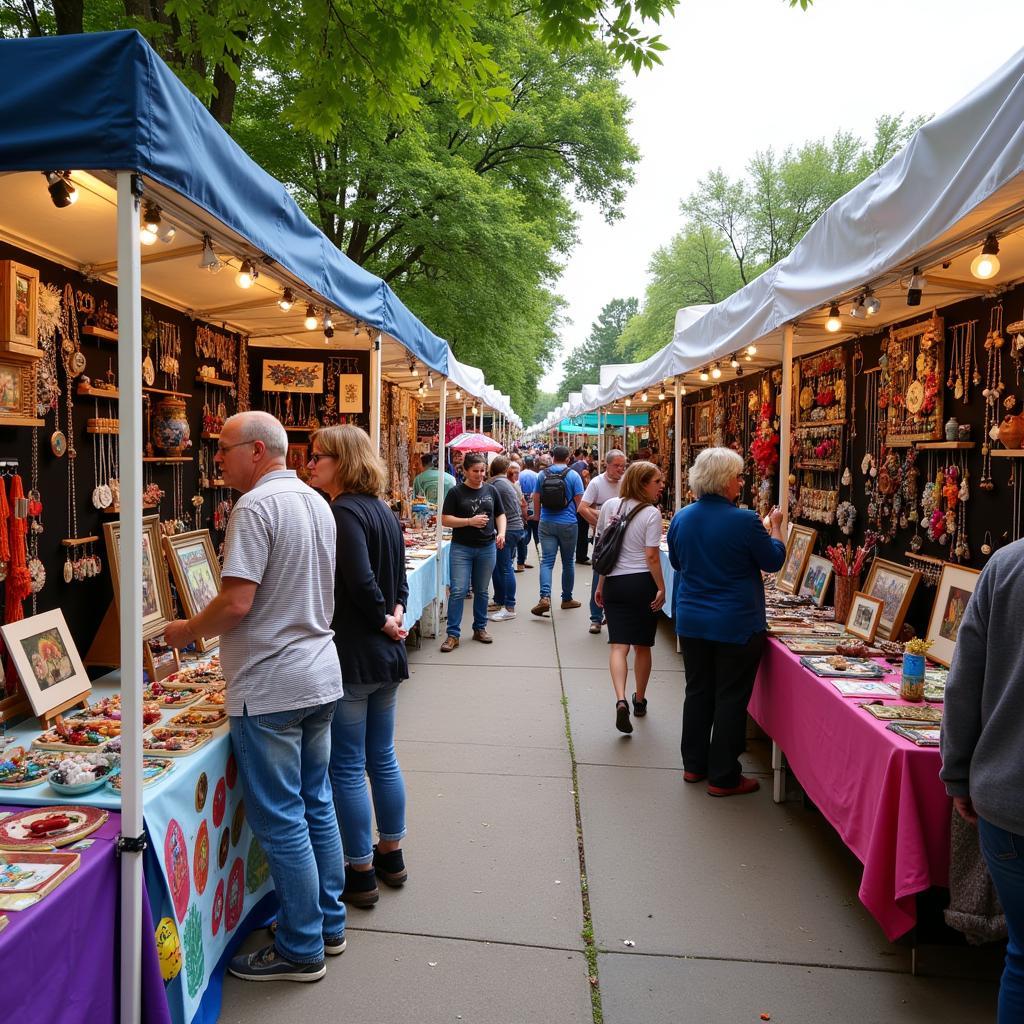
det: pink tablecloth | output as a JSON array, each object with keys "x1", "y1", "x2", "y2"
[{"x1": 749, "y1": 639, "x2": 951, "y2": 940}]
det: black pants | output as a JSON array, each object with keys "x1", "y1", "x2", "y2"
[
  {"x1": 575, "y1": 512, "x2": 590, "y2": 563},
  {"x1": 680, "y1": 632, "x2": 766, "y2": 788}
]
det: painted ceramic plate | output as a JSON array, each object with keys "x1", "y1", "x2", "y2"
[
  {"x1": 143, "y1": 727, "x2": 214, "y2": 757},
  {"x1": 168, "y1": 708, "x2": 227, "y2": 730},
  {"x1": 107, "y1": 757, "x2": 175, "y2": 791},
  {"x1": 0, "y1": 750, "x2": 64, "y2": 789},
  {"x1": 0, "y1": 805, "x2": 108, "y2": 850}
]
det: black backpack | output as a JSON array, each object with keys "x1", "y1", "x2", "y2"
[
  {"x1": 591, "y1": 501, "x2": 646, "y2": 575},
  {"x1": 539, "y1": 468, "x2": 571, "y2": 512}
]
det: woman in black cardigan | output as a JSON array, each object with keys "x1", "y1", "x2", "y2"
[{"x1": 308, "y1": 425, "x2": 410, "y2": 908}]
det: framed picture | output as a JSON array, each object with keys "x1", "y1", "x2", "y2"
[
  {"x1": 0, "y1": 358, "x2": 38, "y2": 422},
  {"x1": 0, "y1": 260, "x2": 39, "y2": 353},
  {"x1": 261, "y1": 359, "x2": 324, "y2": 394},
  {"x1": 845, "y1": 591, "x2": 884, "y2": 643},
  {"x1": 925, "y1": 563, "x2": 981, "y2": 667},
  {"x1": 693, "y1": 400, "x2": 713, "y2": 444},
  {"x1": 338, "y1": 374, "x2": 364, "y2": 414},
  {"x1": 103, "y1": 515, "x2": 176, "y2": 639},
  {"x1": 286, "y1": 442, "x2": 310, "y2": 482},
  {"x1": 863, "y1": 558, "x2": 921, "y2": 642},
  {"x1": 798, "y1": 553, "x2": 833, "y2": 607},
  {"x1": 0, "y1": 610, "x2": 91, "y2": 719},
  {"x1": 776, "y1": 524, "x2": 817, "y2": 594},
  {"x1": 163, "y1": 530, "x2": 222, "y2": 653}
]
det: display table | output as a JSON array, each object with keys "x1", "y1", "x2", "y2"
[
  {"x1": 659, "y1": 545, "x2": 674, "y2": 618},
  {"x1": 405, "y1": 539, "x2": 451, "y2": 630},
  {"x1": 748, "y1": 639, "x2": 951, "y2": 940},
  {"x1": 0, "y1": 805, "x2": 171, "y2": 1024}
]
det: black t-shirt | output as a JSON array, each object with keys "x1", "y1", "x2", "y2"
[{"x1": 442, "y1": 482, "x2": 501, "y2": 547}]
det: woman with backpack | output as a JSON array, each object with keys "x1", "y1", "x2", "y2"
[{"x1": 593, "y1": 461, "x2": 667, "y2": 734}]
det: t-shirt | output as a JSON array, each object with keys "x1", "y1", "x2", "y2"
[
  {"x1": 535, "y1": 466, "x2": 584, "y2": 525},
  {"x1": 220, "y1": 470, "x2": 343, "y2": 716},
  {"x1": 519, "y1": 469, "x2": 539, "y2": 519},
  {"x1": 570, "y1": 459, "x2": 589, "y2": 481},
  {"x1": 442, "y1": 481, "x2": 502, "y2": 547},
  {"x1": 581, "y1": 473, "x2": 622, "y2": 538},
  {"x1": 412, "y1": 468, "x2": 456, "y2": 504},
  {"x1": 595, "y1": 497, "x2": 663, "y2": 577},
  {"x1": 489, "y1": 475, "x2": 524, "y2": 531}
]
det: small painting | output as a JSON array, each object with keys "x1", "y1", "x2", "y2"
[
  {"x1": 19, "y1": 627, "x2": 74, "y2": 691},
  {"x1": 261, "y1": 359, "x2": 324, "y2": 394},
  {"x1": 338, "y1": 374, "x2": 363, "y2": 414},
  {"x1": 104, "y1": 516, "x2": 176, "y2": 639},
  {"x1": 863, "y1": 558, "x2": 921, "y2": 641},
  {"x1": 286, "y1": 443, "x2": 310, "y2": 482},
  {"x1": 798, "y1": 554, "x2": 833, "y2": 607},
  {"x1": 844, "y1": 591, "x2": 884, "y2": 644},
  {"x1": 925, "y1": 563, "x2": 981, "y2": 667},
  {"x1": 693, "y1": 400, "x2": 713, "y2": 444},
  {"x1": 0, "y1": 366, "x2": 19, "y2": 412},
  {"x1": 938, "y1": 586, "x2": 971, "y2": 641},
  {"x1": 163, "y1": 530, "x2": 223, "y2": 653},
  {"x1": 0, "y1": 260, "x2": 39, "y2": 350},
  {"x1": 777, "y1": 524, "x2": 817, "y2": 595}
]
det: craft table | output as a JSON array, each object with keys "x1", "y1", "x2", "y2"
[
  {"x1": 0, "y1": 805, "x2": 171, "y2": 1024},
  {"x1": 748, "y1": 639, "x2": 951, "y2": 941},
  {"x1": 404, "y1": 539, "x2": 451, "y2": 631}
]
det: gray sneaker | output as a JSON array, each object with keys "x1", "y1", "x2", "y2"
[{"x1": 229, "y1": 944, "x2": 325, "y2": 982}]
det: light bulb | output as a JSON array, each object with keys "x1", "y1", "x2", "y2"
[
  {"x1": 641, "y1": 391, "x2": 648, "y2": 402},
  {"x1": 971, "y1": 235, "x2": 1000, "y2": 280},
  {"x1": 744, "y1": 352, "x2": 753, "y2": 362},
  {"x1": 699, "y1": 368, "x2": 709, "y2": 382},
  {"x1": 659, "y1": 388, "x2": 666, "y2": 401},
  {"x1": 625, "y1": 397, "x2": 632, "y2": 407},
  {"x1": 236, "y1": 259, "x2": 257, "y2": 289},
  {"x1": 412, "y1": 365, "x2": 419, "y2": 377},
  {"x1": 746, "y1": 344, "x2": 757, "y2": 356},
  {"x1": 142, "y1": 203, "x2": 160, "y2": 234},
  {"x1": 730, "y1": 354, "x2": 740, "y2": 368},
  {"x1": 323, "y1": 311, "x2": 334, "y2": 330},
  {"x1": 825, "y1": 302, "x2": 842, "y2": 332},
  {"x1": 304, "y1": 305, "x2": 318, "y2": 330},
  {"x1": 865, "y1": 294, "x2": 881, "y2": 316},
  {"x1": 711, "y1": 362, "x2": 722, "y2": 379},
  {"x1": 455, "y1": 389, "x2": 462, "y2": 400},
  {"x1": 199, "y1": 235, "x2": 221, "y2": 273},
  {"x1": 681, "y1": 385, "x2": 687, "y2": 396},
  {"x1": 140, "y1": 224, "x2": 158, "y2": 246},
  {"x1": 278, "y1": 288, "x2": 294, "y2": 311}
]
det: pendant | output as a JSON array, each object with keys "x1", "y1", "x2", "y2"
[
  {"x1": 70, "y1": 351, "x2": 86, "y2": 377},
  {"x1": 63, "y1": 556, "x2": 74, "y2": 584},
  {"x1": 142, "y1": 354, "x2": 156, "y2": 386},
  {"x1": 92, "y1": 486, "x2": 104, "y2": 510},
  {"x1": 954, "y1": 377, "x2": 963, "y2": 400},
  {"x1": 97, "y1": 484, "x2": 112, "y2": 509},
  {"x1": 51, "y1": 430, "x2": 67, "y2": 457},
  {"x1": 28, "y1": 558, "x2": 45, "y2": 592}
]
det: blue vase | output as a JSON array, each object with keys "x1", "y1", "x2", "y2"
[{"x1": 900, "y1": 653, "x2": 925, "y2": 701}]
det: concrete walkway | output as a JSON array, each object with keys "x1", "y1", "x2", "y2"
[{"x1": 222, "y1": 563, "x2": 998, "y2": 1023}]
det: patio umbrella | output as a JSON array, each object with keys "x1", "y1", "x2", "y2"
[{"x1": 446, "y1": 431, "x2": 504, "y2": 452}]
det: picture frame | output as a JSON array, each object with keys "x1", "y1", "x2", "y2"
[
  {"x1": 844, "y1": 591, "x2": 884, "y2": 643},
  {"x1": 798, "y1": 553, "x2": 833, "y2": 607},
  {"x1": 0, "y1": 357, "x2": 39, "y2": 423},
  {"x1": 163, "y1": 530, "x2": 222, "y2": 653},
  {"x1": 693, "y1": 400, "x2": 713, "y2": 444},
  {"x1": 261, "y1": 359, "x2": 324, "y2": 394},
  {"x1": 863, "y1": 558, "x2": 921, "y2": 642},
  {"x1": 286, "y1": 442, "x2": 310, "y2": 482},
  {"x1": 337, "y1": 373, "x2": 364, "y2": 414},
  {"x1": 103, "y1": 515, "x2": 176, "y2": 640},
  {"x1": 0, "y1": 260, "x2": 39, "y2": 355},
  {"x1": 776, "y1": 524, "x2": 817, "y2": 594},
  {"x1": 0, "y1": 610, "x2": 91, "y2": 720},
  {"x1": 925, "y1": 562, "x2": 982, "y2": 667}
]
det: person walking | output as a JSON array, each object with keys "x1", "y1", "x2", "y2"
[
  {"x1": 506, "y1": 461, "x2": 530, "y2": 573},
  {"x1": 307, "y1": 425, "x2": 410, "y2": 910},
  {"x1": 440, "y1": 452, "x2": 506, "y2": 650},
  {"x1": 487, "y1": 455, "x2": 525, "y2": 621},
  {"x1": 579, "y1": 449, "x2": 627, "y2": 635},
  {"x1": 941, "y1": 539, "x2": 1024, "y2": 1023},
  {"x1": 667, "y1": 447, "x2": 785, "y2": 797},
  {"x1": 594, "y1": 461, "x2": 667, "y2": 734},
  {"x1": 571, "y1": 449, "x2": 592, "y2": 564},
  {"x1": 531, "y1": 445, "x2": 584, "y2": 616},
  {"x1": 164, "y1": 411, "x2": 346, "y2": 982},
  {"x1": 519, "y1": 455, "x2": 539, "y2": 563}
]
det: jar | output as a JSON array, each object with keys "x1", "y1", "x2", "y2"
[
  {"x1": 151, "y1": 396, "x2": 191, "y2": 457},
  {"x1": 944, "y1": 417, "x2": 959, "y2": 441},
  {"x1": 833, "y1": 573, "x2": 861, "y2": 623},
  {"x1": 957, "y1": 424, "x2": 972, "y2": 442},
  {"x1": 900, "y1": 652, "x2": 925, "y2": 702}
]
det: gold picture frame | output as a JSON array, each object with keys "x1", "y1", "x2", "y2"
[
  {"x1": 863, "y1": 558, "x2": 921, "y2": 642},
  {"x1": 798, "y1": 553, "x2": 833, "y2": 607},
  {"x1": 261, "y1": 359, "x2": 324, "y2": 394},
  {"x1": 163, "y1": 530, "x2": 222, "y2": 653},
  {"x1": 693, "y1": 400, "x2": 713, "y2": 444},
  {"x1": 337, "y1": 373, "x2": 364, "y2": 414},
  {"x1": 845, "y1": 591, "x2": 884, "y2": 643},
  {"x1": 103, "y1": 515, "x2": 176, "y2": 640},
  {"x1": 925, "y1": 562, "x2": 981, "y2": 667},
  {"x1": 776, "y1": 524, "x2": 817, "y2": 595},
  {"x1": 0, "y1": 260, "x2": 39, "y2": 357}
]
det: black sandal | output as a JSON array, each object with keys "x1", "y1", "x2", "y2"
[
  {"x1": 615, "y1": 700, "x2": 633, "y2": 734},
  {"x1": 631, "y1": 694, "x2": 647, "y2": 717}
]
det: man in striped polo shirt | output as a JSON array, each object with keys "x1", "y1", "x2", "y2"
[{"x1": 165, "y1": 411, "x2": 345, "y2": 982}]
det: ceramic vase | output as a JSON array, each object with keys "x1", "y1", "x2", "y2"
[
  {"x1": 944, "y1": 417, "x2": 959, "y2": 441},
  {"x1": 151, "y1": 396, "x2": 191, "y2": 456},
  {"x1": 900, "y1": 653, "x2": 925, "y2": 702},
  {"x1": 833, "y1": 573, "x2": 861, "y2": 623},
  {"x1": 998, "y1": 412, "x2": 1024, "y2": 450}
]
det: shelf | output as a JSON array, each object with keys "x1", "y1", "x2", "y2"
[
  {"x1": 86, "y1": 423, "x2": 119, "y2": 435},
  {"x1": 143, "y1": 386, "x2": 192, "y2": 399},
  {"x1": 142, "y1": 456, "x2": 192, "y2": 464},
  {"x1": 919, "y1": 441, "x2": 976, "y2": 450},
  {"x1": 81, "y1": 325, "x2": 118, "y2": 342},
  {"x1": 885, "y1": 437, "x2": 951, "y2": 448},
  {"x1": 793, "y1": 461, "x2": 842, "y2": 471},
  {"x1": 196, "y1": 375, "x2": 235, "y2": 389},
  {"x1": 200, "y1": 432, "x2": 221, "y2": 440},
  {"x1": 284, "y1": 425, "x2": 314, "y2": 433},
  {"x1": 991, "y1": 449, "x2": 1024, "y2": 458},
  {"x1": 103, "y1": 502, "x2": 159, "y2": 515},
  {"x1": 61, "y1": 535, "x2": 100, "y2": 547},
  {"x1": 78, "y1": 383, "x2": 120, "y2": 400},
  {"x1": 0, "y1": 415, "x2": 45, "y2": 427},
  {"x1": 201, "y1": 480, "x2": 226, "y2": 488}
]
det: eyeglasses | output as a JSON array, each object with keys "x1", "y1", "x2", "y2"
[
  {"x1": 217, "y1": 439, "x2": 256, "y2": 455},
  {"x1": 308, "y1": 453, "x2": 332, "y2": 464}
]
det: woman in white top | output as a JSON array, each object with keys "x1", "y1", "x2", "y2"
[{"x1": 594, "y1": 461, "x2": 667, "y2": 734}]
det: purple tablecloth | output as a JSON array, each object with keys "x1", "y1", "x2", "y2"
[{"x1": 0, "y1": 805, "x2": 171, "y2": 1024}]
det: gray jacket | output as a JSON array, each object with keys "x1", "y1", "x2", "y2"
[{"x1": 940, "y1": 539, "x2": 1024, "y2": 835}]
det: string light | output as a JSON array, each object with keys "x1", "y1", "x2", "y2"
[
  {"x1": 322, "y1": 311, "x2": 334, "y2": 330},
  {"x1": 699, "y1": 367, "x2": 709, "y2": 382},
  {"x1": 235, "y1": 258, "x2": 258, "y2": 289},
  {"x1": 746, "y1": 344, "x2": 757, "y2": 356},
  {"x1": 825, "y1": 302, "x2": 842, "y2": 332},
  {"x1": 970, "y1": 234, "x2": 1000, "y2": 280},
  {"x1": 906, "y1": 268, "x2": 925, "y2": 307},
  {"x1": 455, "y1": 388, "x2": 462, "y2": 400},
  {"x1": 304, "y1": 304, "x2": 319, "y2": 330},
  {"x1": 711, "y1": 362, "x2": 722, "y2": 379},
  {"x1": 641, "y1": 390, "x2": 648, "y2": 402},
  {"x1": 140, "y1": 202, "x2": 160, "y2": 246},
  {"x1": 198, "y1": 234, "x2": 222, "y2": 273},
  {"x1": 43, "y1": 171, "x2": 77, "y2": 208},
  {"x1": 864, "y1": 289, "x2": 881, "y2": 316},
  {"x1": 658, "y1": 386, "x2": 666, "y2": 401},
  {"x1": 278, "y1": 288, "x2": 294, "y2": 311},
  {"x1": 729, "y1": 353, "x2": 740, "y2": 369}
]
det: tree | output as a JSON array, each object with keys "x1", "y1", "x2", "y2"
[
  {"x1": 530, "y1": 389, "x2": 562, "y2": 425},
  {"x1": 559, "y1": 297, "x2": 637, "y2": 395}
]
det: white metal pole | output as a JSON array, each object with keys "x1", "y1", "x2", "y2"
[
  {"x1": 117, "y1": 171, "x2": 144, "y2": 1024},
  {"x1": 674, "y1": 376, "x2": 682, "y2": 512},
  {"x1": 369, "y1": 333, "x2": 382, "y2": 448},
  {"x1": 462, "y1": 402, "x2": 467, "y2": 434},
  {"x1": 780, "y1": 323, "x2": 795, "y2": 532},
  {"x1": 434, "y1": 378, "x2": 448, "y2": 638},
  {"x1": 623, "y1": 406, "x2": 627, "y2": 455}
]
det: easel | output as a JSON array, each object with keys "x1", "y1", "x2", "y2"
[
  {"x1": 38, "y1": 690, "x2": 92, "y2": 733},
  {"x1": 85, "y1": 605, "x2": 180, "y2": 682}
]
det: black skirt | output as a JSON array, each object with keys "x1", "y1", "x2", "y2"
[{"x1": 603, "y1": 571, "x2": 659, "y2": 647}]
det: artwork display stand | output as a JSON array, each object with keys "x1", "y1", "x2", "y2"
[
  {"x1": 38, "y1": 694, "x2": 91, "y2": 733},
  {"x1": 85, "y1": 602, "x2": 180, "y2": 682}
]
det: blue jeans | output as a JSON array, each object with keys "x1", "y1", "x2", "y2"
[
  {"x1": 330, "y1": 683, "x2": 406, "y2": 866},
  {"x1": 493, "y1": 528, "x2": 523, "y2": 608},
  {"x1": 447, "y1": 541, "x2": 497, "y2": 637},
  {"x1": 230, "y1": 703, "x2": 347, "y2": 963},
  {"x1": 516, "y1": 529, "x2": 531, "y2": 567},
  {"x1": 589, "y1": 570, "x2": 602, "y2": 624},
  {"x1": 539, "y1": 521, "x2": 578, "y2": 601},
  {"x1": 979, "y1": 817, "x2": 1024, "y2": 1023}
]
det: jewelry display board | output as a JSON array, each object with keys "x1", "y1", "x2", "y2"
[{"x1": 881, "y1": 315, "x2": 944, "y2": 443}]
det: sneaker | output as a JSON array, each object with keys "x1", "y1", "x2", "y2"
[
  {"x1": 588, "y1": 622, "x2": 602, "y2": 634},
  {"x1": 631, "y1": 694, "x2": 647, "y2": 717},
  {"x1": 439, "y1": 635, "x2": 459, "y2": 653},
  {"x1": 373, "y1": 845, "x2": 408, "y2": 887},
  {"x1": 472, "y1": 629, "x2": 493, "y2": 643},
  {"x1": 615, "y1": 700, "x2": 632, "y2": 734},
  {"x1": 342, "y1": 866, "x2": 379, "y2": 908},
  {"x1": 489, "y1": 608, "x2": 517, "y2": 621},
  {"x1": 323, "y1": 934, "x2": 347, "y2": 956},
  {"x1": 707, "y1": 775, "x2": 760, "y2": 798},
  {"x1": 531, "y1": 597, "x2": 551, "y2": 617},
  {"x1": 229, "y1": 944, "x2": 325, "y2": 983},
  {"x1": 560, "y1": 599, "x2": 582, "y2": 610}
]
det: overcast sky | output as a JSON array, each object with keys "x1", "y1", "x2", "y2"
[{"x1": 542, "y1": 0, "x2": 1024, "y2": 393}]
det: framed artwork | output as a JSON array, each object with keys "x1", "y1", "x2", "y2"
[
  {"x1": 103, "y1": 515, "x2": 176, "y2": 639},
  {"x1": 693, "y1": 400, "x2": 713, "y2": 444},
  {"x1": 163, "y1": 530, "x2": 222, "y2": 653},
  {"x1": 0, "y1": 610, "x2": 91, "y2": 719},
  {"x1": 0, "y1": 851, "x2": 79, "y2": 909},
  {"x1": 799, "y1": 655, "x2": 886, "y2": 679},
  {"x1": 844, "y1": 591, "x2": 884, "y2": 643},
  {"x1": 925, "y1": 563, "x2": 981, "y2": 667},
  {"x1": 286, "y1": 442, "x2": 310, "y2": 482},
  {"x1": 261, "y1": 359, "x2": 324, "y2": 394},
  {"x1": 863, "y1": 558, "x2": 921, "y2": 642},
  {"x1": 0, "y1": 260, "x2": 39, "y2": 353},
  {"x1": 776, "y1": 524, "x2": 817, "y2": 595},
  {"x1": 338, "y1": 374, "x2": 364, "y2": 414},
  {"x1": 798, "y1": 554, "x2": 833, "y2": 607},
  {"x1": 0, "y1": 358, "x2": 38, "y2": 422}
]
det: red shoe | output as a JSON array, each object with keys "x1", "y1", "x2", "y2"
[
  {"x1": 707, "y1": 775, "x2": 760, "y2": 798},
  {"x1": 682, "y1": 771, "x2": 706, "y2": 783}
]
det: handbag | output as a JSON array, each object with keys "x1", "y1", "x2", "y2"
[{"x1": 591, "y1": 500, "x2": 646, "y2": 575}]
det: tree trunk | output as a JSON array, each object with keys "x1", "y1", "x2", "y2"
[
  {"x1": 122, "y1": 0, "x2": 152, "y2": 20},
  {"x1": 209, "y1": 61, "x2": 239, "y2": 127},
  {"x1": 53, "y1": 0, "x2": 83, "y2": 34}
]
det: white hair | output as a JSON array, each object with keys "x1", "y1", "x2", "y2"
[
  {"x1": 604, "y1": 449, "x2": 626, "y2": 465},
  {"x1": 689, "y1": 446, "x2": 743, "y2": 498},
  {"x1": 224, "y1": 411, "x2": 288, "y2": 458},
  {"x1": 508, "y1": 462, "x2": 521, "y2": 472}
]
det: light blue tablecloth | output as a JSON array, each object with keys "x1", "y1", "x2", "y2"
[
  {"x1": 404, "y1": 539, "x2": 451, "y2": 627},
  {"x1": 660, "y1": 545, "x2": 674, "y2": 619}
]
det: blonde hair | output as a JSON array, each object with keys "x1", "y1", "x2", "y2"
[
  {"x1": 311, "y1": 424, "x2": 388, "y2": 497},
  {"x1": 689, "y1": 447, "x2": 743, "y2": 498},
  {"x1": 619, "y1": 460, "x2": 661, "y2": 504}
]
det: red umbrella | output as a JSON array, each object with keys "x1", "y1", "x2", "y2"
[{"x1": 446, "y1": 431, "x2": 504, "y2": 453}]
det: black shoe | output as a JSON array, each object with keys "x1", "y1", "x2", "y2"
[
  {"x1": 631, "y1": 694, "x2": 647, "y2": 717},
  {"x1": 229, "y1": 944, "x2": 325, "y2": 983},
  {"x1": 373, "y1": 845, "x2": 407, "y2": 887},
  {"x1": 615, "y1": 700, "x2": 632, "y2": 734},
  {"x1": 342, "y1": 866, "x2": 380, "y2": 907}
]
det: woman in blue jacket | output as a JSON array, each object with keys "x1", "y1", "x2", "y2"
[{"x1": 667, "y1": 447, "x2": 785, "y2": 797}]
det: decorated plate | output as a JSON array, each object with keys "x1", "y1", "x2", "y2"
[
  {"x1": 0, "y1": 805, "x2": 109, "y2": 850},
  {"x1": 163, "y1": 659, "x2": 226, "y2": 690},
  {"x1": 107, "y1": 757, "x2": 175, "y2": 792},
  {"x1": 194, "y1": 690, "x2": 226, "y2": 710},
  {"x1": 168, "y1": 708, "x2": 227, "y2": 730},
  {"x1": 143, "y1": 727, "x2": 214, "y2": 757},
  {"x1": 0, "y1": 750, "x2": 64, "y2": 789},
  {"x1": 905, "y1": 380, "x2": 925, "y2": 415},
  {"x1": 143, "y1": 684, "x2": 204, "y2": 708},
  {"x1": 33, "y1": 720, "x2": 122, "y2": 752}
]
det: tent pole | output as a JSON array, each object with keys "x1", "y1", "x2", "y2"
[
  {"x1": 674, "y1": 376, "x2": 682, "y2": 512},
  {"x1": 623, "y1": 407, "x2": 627, "y2": 455},
  {"x1": 779, "y1": 323, "x2": 795, "y2": 532},
  {"x1": 117, "y1": 170, "x2": 144, "y2": 1024},
  {"x1": 462, "y1": 402, "x2": 466, "y2": 434},
  {"x1": 369, "y1": 333, "x2": 382, "y2": 449},
  {"x1": 434, "y1": 377, "x2": 448, "y2": 639}
]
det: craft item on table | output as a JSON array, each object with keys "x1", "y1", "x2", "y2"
[
  {"x1": 107, "y1": 757, "x2": 175, "y2": 792},
  {"x1": 859, "y1": 703, "x2": 943, "y2": 724},
  {"x1": 48, "y1": 751, "x2": 118, "y2": 795},
  {"x1": 33, "y1": 719, "x2": 120, "y2": 751},
  {"x1": 142, "y1": 683, "x2": 204, "y2": 708},
  {"x1": 886, "y1": 722, "x2": 941, "y2": 747},
  {"x1": 66, "y1": 698, "x2": 162, "y2": 727},
  {"x1": 777, "y1": 637, "x2": 846, "y2": 655},
  {"x1": 899, "y1": 637, "x2": 931, "y2": 701},
  {"x1": 168, "y1": 708, "x2": 227, "y2": 730},
  {"x1": 0, "y1": 749, "x2": 63, "y2": 789},
  {"x1": 797, "y1": 553, "x2": 833, "y2": 608},
  {"x1": 163, "y1": 658, "x2": 225, "y2": 690},
  {"x1": 0, "y1": 804, "x2": 108, "y2": 850},
  {"x1": 862, "y1": 558, "x2": 921, "y2": 642},
  {"x1": 0, "y1": 851, "x2": 80, "y2": 910},
  {"x1": 924, "y1": 668, "x2": 948, "y2": 704},
  {"x1": 193, "y1": 690, "x2": 226, "y2": 710},
  {"x1": 844, "y1": 591, "x2": 885, "y2": 644},
  {"x1": 143, "y1": 727, "x2": 214, "y2": 757},
  {"x1": 799, "y1": 655, "x2": 886, "y2": 679},
  {"x1": 827, "y1": 678, "x2": 900, "y2": 698},
  {"x1": 835, "y1": 640, "x2": 877, "y2": 658},
  {"x1": 924, "y1": 563, "x2": 981, "y2": 667}
]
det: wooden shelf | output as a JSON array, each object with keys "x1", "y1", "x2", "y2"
[
  {"x1": 991, "y1": 449, "x2": 1024, "y2": 458},
  {"x1": 200, "y1": 432, "x2": 221, "y2": 440},
  {"x1": 62, "y1": 535, "x2": 100, "y2": 547},
  {"x1": 793, "y1": 461, "x2": 842, "y2": 471},
  {"x1": 86, "y1": 423, "x2": 120, "y2": 435},
  {"x1": 142, "y1": 456, "x2": 192, "y2": 464},
  {"x1": 201, "y1": 480, "x2": 226, "y2": 488},
  {"x1": 284, "y1": 425, "x2": 314, "y2": 433},
  {"x1": 81, "y1": 325, "x2": 118, "y2": 342},
  {"x1": 0, "y1": 415, "x2": 45, "y2": 427},
  {"x1": 886, "y1": 438, "x2": 973, "y2": 449},
  {"x1": 143, "y1": 386, "x2": 192, "y2": 399},
  {"x1": 78, "y1": 383, "x2": 120, "y2": 400},
  {"x1": 103, "y1": 502, "x2": 159, "y2": 515},
  {"x1": 196, "y1": 375, "x2": 235, "y2": 389}
]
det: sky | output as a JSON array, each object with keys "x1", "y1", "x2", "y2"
[{"x1": 541, "y1": 0, "x2": 1024, "y2": 393}]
